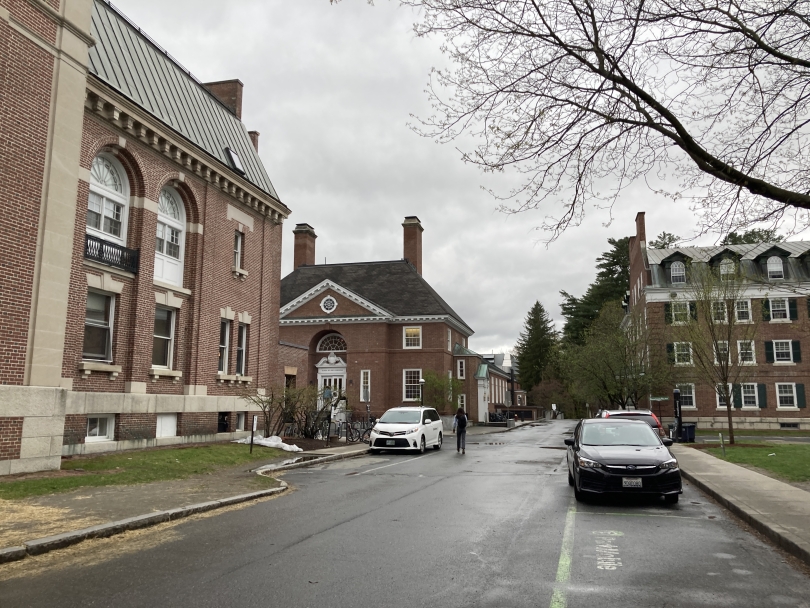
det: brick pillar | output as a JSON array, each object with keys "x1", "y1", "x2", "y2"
[
  {"x1": 402, "y1": 216, "x2": 423, "y2": 275},
  {"x1": 293, "y1": 224, "x2": 316, "y2": 270}
]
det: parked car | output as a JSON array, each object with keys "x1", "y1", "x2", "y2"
[
  {"x1": 369, "y1": 407, "x2": 443, "y2": 454},
  {"x1": 565, "y1": 418, "x2": 682, "y2": 503},
  {"x1": 600, "y1": 409, "x2": 664, "y2": 436}
]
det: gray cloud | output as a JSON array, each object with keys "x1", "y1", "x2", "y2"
[{"x1": 114, "y1": 0, "x2": 707, "y2": 353}]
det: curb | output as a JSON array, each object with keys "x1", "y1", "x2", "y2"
[
  {"x1": 0, "y1": 482, "x2": 288, "y2": 565},
  {"x1": 680, "y1": 469, "x2": 810, "y2": 568},
  {"x1": 254, "y1": 447, "x2": 370, "y2": 475}
]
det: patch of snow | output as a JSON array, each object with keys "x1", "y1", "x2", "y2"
[{"x1": 232, "y1": 434, "x2": 303, "y2": 452}]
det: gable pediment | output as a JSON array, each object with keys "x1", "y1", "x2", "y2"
[{"x1": 280, "y1": 280, "x2": 392, "y2": 320}]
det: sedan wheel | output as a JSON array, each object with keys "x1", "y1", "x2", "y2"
[
  {"x1": 433, "y1": 433, "x2": 442, "y2": 450},
  {"x1": 419, "y1": 436, "x2": 426, "y2": 454}
]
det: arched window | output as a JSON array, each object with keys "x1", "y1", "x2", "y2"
[
  {"x1": 671, "y1": 261, "x2": 686, "y2": 284},
  {"x1": 719, "y1": 258, "x2": 735, "y2": 278},
  {"x1": 154, "y1": 187, "x2": 186, "y2": 286},
  {"x1": 767, "y1": 256, "x2": 784, "y2": 280},
  {"x1": 87, "y1": 154, "x2": 129, "y2": 244},
  {"x1": 317, "y1": 333, "x2": 347, "y2": 352}
]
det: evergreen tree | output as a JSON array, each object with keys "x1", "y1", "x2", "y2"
[
  {"x1": 560, "y1": 237, "x2": 630, "y2": 344},
  {"x1": 649, "y1": 232, "x2": 681, "y2": 249},
  {"x1": 721, "y1": 228, "x2": 782, "y2": 245},
  {"x1": 514, "y1": 301, "x2": 557, "y2": 389}
]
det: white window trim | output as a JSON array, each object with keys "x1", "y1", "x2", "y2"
[
  {"x1": 737, "y1": 340, "x2": 756, "y2": 365},
  {"x1": 776, "y1": 382, "x2": 799, "y2": 410},
  {"x1": 457, "y1": 359, "x2": 466, "y2": 379},
  {"x1": 233, "y1": 230, "x2": 244, "y2": 271},
  {"x1": 735, "y1": 300, "x2": 752, "y2": 324},
  {"x1": 677, "y1": 383, "x2": 697, "y2": 409},
  {"x1": 671, "y1": 301, "x2": 690, "y2": 326},
  {"x1": 714, "y1": 341, "x2": 730, "y2": 365},
  {"x1": 715, "y1": 383, "x2": 733, "y2": 409},
  {"x1": 235, "y1": 323, "x2": 248, "y2": 376},
  {"x1": 671, "y1": 261, "x2": 686, "y2": 284},
  {"x1": 236, "y1": 412, "x2": 246, "y2": 431},
  {"x1": 151, "y1": 306, "x2": 175, "y2": 370},
  {"x1": 769, "y1": 297, "x2": 791, "y2": 323},
  {"x1": 360, "y1": 370, "x2": 371, "y2": 402},
  {"x1": 741, "y1": 383, "x2": 760, "y2": 410},
  {"x1": 403, "y1": 368, "x2": 422, "y2": 401},
  {"x1": 447, "y1": 328, "x2": 452, "y2": 351},
  {"x1": 85, "y1": 414, "x2": 115, "y2": 442},
  {"x1": 458, "y1": 393, "x2": 466, "y2": 411},
  {"x1": 711, "y1": 301, "x2": 728, "y2": 324},
  {"x1": 767, "y1": 256, "x2": 785, "y2": 280},
  {"x1": 403, "y1": 326, "x2": 422, "y2": 350},
  {"x1": 773, "y1": 339, "x2": 794, "y2": 365},
  {"x1": 674, "y1": 342, "x2": 692, "y2": 366},
  {"x1": 87, "y1": 154, "x2": 130, "y2": 246},
  {"x1": 218, "y1": 319, "x2": 231, "y2": 374},
  {"x1": 83, "y1": 290, "x2": 115, "y2": 363}
]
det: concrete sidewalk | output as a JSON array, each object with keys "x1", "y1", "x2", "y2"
[{"x1": 672, "y1": 445, "x2": 810, "y2": 566}]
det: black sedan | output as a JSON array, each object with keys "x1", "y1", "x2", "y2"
[{"x1": 565, "y1": 418, "x2": 682, "y2": 503}]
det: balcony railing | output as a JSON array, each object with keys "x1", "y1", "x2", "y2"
[{"x1": 84, "y1": 234, "x2": 140, "y2": 274}]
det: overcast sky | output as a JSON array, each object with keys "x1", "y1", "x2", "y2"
[{"x1": 114, "y1": 0, "x2": 733, "y2": 353}]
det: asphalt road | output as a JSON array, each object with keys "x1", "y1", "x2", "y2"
[{"x1": 2, "y1": 421, "x2": 810, "y2": 607}]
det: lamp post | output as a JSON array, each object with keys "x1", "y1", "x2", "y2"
[
  {"x1": 363, "y1": 388, "x2": 371, "y2": 423},
  {"x1": 322, "y1": 386, "x2": 333, "y2": 448},
  {"x1": 419, "y1": 377, "x2": 426, "y2": 406},
  {"x1": 673, "y1": 388, "x2": 682, "y2": 443}
]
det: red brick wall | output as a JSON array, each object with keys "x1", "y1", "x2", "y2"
[
  {"x1": 0, "y1": 417, "x2": 23, "y2": 460},
  {"x1": 177, "y1": 412, "x2": 218, "y2": 436},
  {"x1": 0, "y1": 13, "x2": 55, "y2": 384},
  {"x1": 115, "y1": 413, "x2": 157, "y2": 441},
  {"x1": 63, "y1": 414, "x2": 87, "y2": 445},
  {"x1": 286, "y1": 290, "x2": 374, "y2": 319}
]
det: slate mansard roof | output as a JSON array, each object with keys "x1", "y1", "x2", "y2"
[
  {"x1": 645, "y1": 241, "x2": 810, "y2": 287},
  {"x1": 89, "y1": 0, "x2": 280, "y2": 201},
  {"x1": 280, "y1": 260, "x2": 473, "y2": 334}
]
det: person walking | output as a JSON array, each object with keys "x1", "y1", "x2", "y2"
[{"x1": 453, "y1": 407, "x2": 467, "y2": 454}]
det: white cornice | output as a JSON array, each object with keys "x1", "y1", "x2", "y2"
[
  {"x1": 644, "y1": 282, "x2": 810, "y2": 303},
  {"x1": 84, "y1": 82, "x2": 288, "y2": 223},
  {"x1": 280, "y1": 280, "x2": 393, "y2": 318},
  {"x1": 280, "y1": 313, "x2": 473, "y2": 335}
]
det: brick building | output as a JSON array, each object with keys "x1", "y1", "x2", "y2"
[
  {"x1": 279, "y1": 217, "x2": 500, "y2": 421},
  {"x1": 0, "y1": 0, "x2": 289, "y2": 474},
  {"x1": 630, "y1": 212, "x2": 809, "y2": 430}
]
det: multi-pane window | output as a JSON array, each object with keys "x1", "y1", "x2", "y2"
[
  {"x1": 457, "y1": 359, "x2": 466, "y2": 379},
  {"x1": 716, "y1": 384, "x2": 732, "y2": 408},
  {"x1": 87, "y1": 155, "x2": 127, "y2": 244},
  {"x1": 672, "y1": 302, "x2": 689, "y2": 324},
  {"x1": 360, "y1": 370, "x2": 371, "y2": 402},
  {"x1": 218, "y1": 320, "x2": 231, "y2": 373},
  {"x1": 670, "y1": 261, "x2": 686, "y2": 284},
  {"x1": 404, "y1": 369, "x2": 422, "y2": 400},
  {"x1": 235, "y1": 323, "x2": 248, "y2": 375},
  {"x1": 674, "y1": 342, "x2": 692, "y2": 365},
  {"x1": 714, "y1": 341, "x2": 729, "y2": 364},
  {"x1": 735, "y1": 300, "x2": 751, "y2": 322},
  {"x1": 87, "y1": 192, "x2": 123, "y2": 238},
  {"x1": 152, "y1": 308, "x2": 174, "y2": 368},
  {"x1": 774, "y1": 340, "x2": 792, "y2": 362},
  {"x1": 458, "y1": 394, "x2": 466, "y2": 410},
  {"x1": 777, "y1": 383, "x2": 797, "y2": 408},
  {"x1": 83, "y1": 291, "x2": 113, "y2": 361},
  {"x1": 155, "y1": 224, "x2": 181, "y2": 259},
  {"x1": 404, "y1": 327, "x2": 422, "y2": 349},
  {"x1": 711, "y1": 301, "x2": 727, "y2": 323},
  {"x1": 767, "y1": 256, "x2": 784, "y2": 279},
  {"x1": 234, "y1": 231, "x2": 244, "y2": 269},
  {"x1": 719, "y1": 259, "x2": 735, "y2": 278},
  {"x1": 742, "y1": 384, "x2": 758, "y2": 408},
  {"x1": 738, "y1": 340, "x2": 755, "y2": 364},
  {"x1": 677, "y1": 384, "x2": 695, "y2": 408},
  {"x1": 770, "y1": 298, "x2": 788, "y2": 320},
  {"x1": 86, "y1": 415, "x2": 114, "y2": 441}
]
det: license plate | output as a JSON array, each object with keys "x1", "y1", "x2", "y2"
[
  {"x1": 386, "y1": 440, "x2": 395, "y2": 446},
  {"x1": 622, "y1": 477, "x2": 642, "y2": 488}
]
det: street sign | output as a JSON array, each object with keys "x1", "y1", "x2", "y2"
[
  {"x1": 252, "y1": 415, "x2": 258, "y2": 431},
  {"x1": 649, "y1": 396, "x2": 669, "y2": 401},
  {"x1": 250, "y1": 415, "x2": 258, "y2": 453},
  {"x1": 551, "y1": 404, "x2": 557, "y2": 410}
]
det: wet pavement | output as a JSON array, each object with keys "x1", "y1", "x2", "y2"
[{"x1": 2, "y1": 421, "x2": 809, "y2": 607}]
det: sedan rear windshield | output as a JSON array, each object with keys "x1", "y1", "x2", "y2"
[
  {"x1": 609, "y1": 414, "x2": 657, "y2": 427},
  {"x1": 581, "y1": 423, "x2": 660, "y2": 447},
  {"x1": 379, "y1": 410, "x2": 421, "y2": 424}
]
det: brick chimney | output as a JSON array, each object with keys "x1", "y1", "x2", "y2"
[
  {"x1": 293, "y1": 223, "x2": 317, "y2": 270},
  {"x1": 402, "y1": 216, "x2": 423, "y2": 275},
  {"x1": 635, "y1": 211, "x2": 646, "y2": 244},
  {"x1": 248, "y1": 131, "x2": 260, "y2": 152},
  {"x1": 203, "y1": 79, "x2": 243, "y2": 119}
]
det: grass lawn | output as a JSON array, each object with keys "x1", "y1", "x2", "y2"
[
  {"x1": 705, "y1": 443, "x2": 810, "y2": 483},
  {"x1": 696, "y1": 429, "x2": 810, "y2": 437},
  {"x1": 0, "y1": 444, "x2": 285, "y2": 500}
]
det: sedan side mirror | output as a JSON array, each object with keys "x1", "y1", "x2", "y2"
[
  {"x1": 662, "y1": 438, "x2": 673, "y2": 447},
  {"x1": 564, "y1": 438, "x2": 575, "y2": 447}
]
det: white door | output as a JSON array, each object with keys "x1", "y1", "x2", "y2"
[{"x1": 156, "y1": 413, "x2": 177, "y2": 438}]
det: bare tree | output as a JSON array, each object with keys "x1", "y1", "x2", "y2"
[
  {"x1": 403, "y1": 0, "x2": 810, "y2": 239},
  {"x1": 668, "y1": 261, "x2": 761, "y2": 444},
  {"x1": 241, "y1": 385, "x2": 322, "y2": 438}
]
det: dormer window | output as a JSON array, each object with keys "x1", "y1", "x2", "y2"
[
  {"x1": 671, "y1": 261, "x2": 686, "y2": 284},
  {"x1": 767, "y1": 256, "x2": 784, "y2": 280},
  {"x1": 225, "y1": 147, "x2": 245, "y2": 174},
  {"x1": 719, "y1": 258, "x2": 735, "y2": 279}
]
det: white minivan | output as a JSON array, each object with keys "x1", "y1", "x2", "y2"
[{"x1": 369, "y1": 407, "x2": 443, "y2": 454}]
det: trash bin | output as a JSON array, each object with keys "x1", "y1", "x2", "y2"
[{"x1": 681, "y1": 423, "x2": 696, "y2": 443}]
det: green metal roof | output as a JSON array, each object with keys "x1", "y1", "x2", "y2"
[{"x1": 89, "y1": 1, "x2": 280, "y2": 200}]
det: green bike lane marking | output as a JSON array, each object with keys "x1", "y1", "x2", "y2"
[{"x1": 549, "y1": 505, "x2": 577, "y2": 608}]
